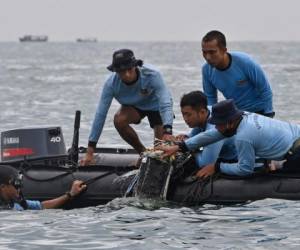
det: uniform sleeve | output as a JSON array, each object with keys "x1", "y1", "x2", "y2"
[
  {"x1": 195, "y1": 139, "x2": 225, "y2": 167},
  {"x1": 152, "y1": 72, "x2": 173, "y2": 126},
  {"x1": 88, "y1": 80, "x2": 114, "y2": 143},
  {"x1": 219, "y1": 140, "x2": 256, "y2": 176},
  {"x1": 245, "y1": 57, "x2": 270, "y2": 92},
  {"x1": 244, "y1": 57, "x2": 273, "y2": 112},
  {"x1": 188, "y1": 127, "x2": 203, "y2": 138},
  {"x1": 185, "y1": 128, "x2": 225, "y2": 151},
  {"x1": 202, "y1": 65, "x2": 217, "y2": 105},
  {"x1": 26, "y1": 200, "x2": 43, "y2": 210}
]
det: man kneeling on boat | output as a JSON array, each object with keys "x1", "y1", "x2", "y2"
[
  {"x1": 81, "y1": 49, "x2": 174, "y2": 166},
  {"x1": 158, "y1": 99, "x2": 300, "y2": 176},
  {"x1": 0, "y1": 165, "x2": 86, "y2": 210},
  {"x1": 173, "y1": 91, "x2": 237, "y2": 177}
]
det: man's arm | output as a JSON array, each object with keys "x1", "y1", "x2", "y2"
[
  {"x1": 185, "y1": 128, "x2": 225, "y2": 151},
  {"x1": 245, "y1": 57, "x2": 273, "y2": 112},
  {"x1": 88, "y1": 82, "x2": 114, "y2": 145},
  {"x1": 156, "y1": 129, "x2": 224, "y2": 157},
  {"x1": 246, "y1": 57, "x2": 271, "y2": 93},
  {"x1": 197, "y1": 140, "x2": 257, "y2": 178},
  {"x1": 188, "y1": 127, "x2": 204, "y2": 138},
  {"x1": 82, "y1": 80, "x2": 114, "y2": 166},
  {"x1": 152, "y1": 72, "x2": 174, "y2": 134},
  {"x1": 41, "y1": 180, "x2": 86, "y2": 209},
  {"x1": 219, "y1": 140, "x2": 257, "y2": 176},
  {"x1": 195, "y1": 139, "x2": 225, "y2": 167}
]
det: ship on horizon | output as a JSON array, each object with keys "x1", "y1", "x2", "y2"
[
  {"x1": 76, "y1": 37, "x2": 98, "y2": 43},
  {"x1": 19, "y1": 35, "x2": 48, "y2": 42}
]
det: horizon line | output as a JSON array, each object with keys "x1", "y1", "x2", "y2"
[{"x1": 1, "y1": 39, "x2": 300, "y2": 43}]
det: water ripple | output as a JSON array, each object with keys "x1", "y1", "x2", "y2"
[{"x1": 0, "y1": 42, "x2": 300, "y2": 249}]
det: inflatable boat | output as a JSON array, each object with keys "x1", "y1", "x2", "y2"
[{"x1": 1, "y1": 111, "x2": 300, "y2": 209}]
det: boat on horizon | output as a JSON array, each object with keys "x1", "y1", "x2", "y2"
[
  {"x1": 19, "y1": 35, "x2": 48, "y2": 42},
  {"x1": 76, "y1": 37, "x2": 98, "y2": 43}
]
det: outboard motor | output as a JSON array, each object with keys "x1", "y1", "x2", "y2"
[{"x1": 1, "y1": 127, "x2": 67, "y2": 164}]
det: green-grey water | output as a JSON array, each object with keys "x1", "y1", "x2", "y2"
[{"x1": 1, "y1": 41, "x2": 300, "y2": 249}]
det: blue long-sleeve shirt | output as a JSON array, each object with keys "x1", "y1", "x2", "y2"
[
  {"x1": 202, "y1": 52, "x2": 273, "y2": 114},
  {"x1": 220, "y1": 113, "x2": 300, "y2": 176},
  {"x1": 13, "y1": 200, "x2": 42, "y2": 211},
  {"x1": 185, "y1": 128, "x2": 225, "y2": 150},
  {"x1": 188, "y1": 123, "x2": 237, "y2": 168},
  {"x1": 89, "y1": 64, "x2": 173, "y2": 144}
]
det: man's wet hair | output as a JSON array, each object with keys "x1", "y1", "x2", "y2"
[
  {"x1": 180, "y1": 91, "x2": 208, "y2": 110},
  {"x1": 202, "y1": 30, "x2": 227, "y2": 48}
]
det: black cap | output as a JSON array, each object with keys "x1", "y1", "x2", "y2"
[
  {"x1": 208, "y1": 99, "x2": 243, "y2": 125},
  {"x1": 107, "y1": 49, "x2": 143, "y2": 72},
  {"x1": 0, "y1": 165, "x2": 18, "y2": 185}
]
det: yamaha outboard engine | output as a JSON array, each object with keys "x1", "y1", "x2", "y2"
[{"x1": 1, "y1": 127, "x2": 67, "y2": 165}]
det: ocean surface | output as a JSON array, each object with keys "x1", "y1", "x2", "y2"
[{"x1": 1, "y1": 41, "x2": 300, "y2": 249}]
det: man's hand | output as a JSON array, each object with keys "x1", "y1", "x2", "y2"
[
  {"x1": 155, "y1": 144, "x2": 179, "y2": 158},
  {"x1": 80, "y1": 147, "x2": 96, "y2": 166},
  {"x1": 176, "y1": 134, "x2": 188, "y2": 141},
  {"x1": 196, "y1": 164, "x2": 216, "y2": 179},
  {"x1": 268, "y1": 160, "x2": 286, "y2": 171},
  {"x1": 162, "y1": 134, "x2": 176, "y2": 142},
  {"x1": 69, "y1": 180, "x2": 87, "y2": 197}
]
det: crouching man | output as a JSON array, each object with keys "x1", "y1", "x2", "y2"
[
  {"x1": 158, "y1": 99, "x2": 300, "y2": 176},
  {"x1": 176, "y1": 91, "x2": 237, "y2": 177}
]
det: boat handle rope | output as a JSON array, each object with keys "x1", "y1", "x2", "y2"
[
  {"x1": 83, "y1": 172, "x2": 114, "y2": 186},
  {"x1": 20, "y1": 168, "x2": 75, "y2": 182},
  {"x1": 17, "y1": 159, "x2": 76, "y2": 182},
  {"x1": 183, "y1": 173, "x2": 219, "y2": 205},
  {"x1": 18, "y1": 155, "x2": 125, "y2": 183}
]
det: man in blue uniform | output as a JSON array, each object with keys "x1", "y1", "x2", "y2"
[
  {"x1": 158, "y1": 99, "x2": 300, "y2": 177},
  {"x1": 201, "y1": 30, "x2": 274, "y2": 117},
  {"x1": 82, "y1": 49, "x2": 173, "y2": 165},
  {"x1": 0, "y1": 165, "x2": 86, "y2": 210},
  {"x1": 195, "y1": 100, "x2": 300, "y2": 177},
  {"x1": 176, "y1": 91, "x2": 237, "y2": 176}
]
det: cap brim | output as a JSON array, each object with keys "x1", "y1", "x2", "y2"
[
  {"x1": 107, "y1": 64, "x2": 114, "y2": 71},
  {"x1": 208, "y1": 110, "x2": 243, "y2": 125},
  {"x1": 107, "y1": 61, "x2": 138, "y2": 72}
]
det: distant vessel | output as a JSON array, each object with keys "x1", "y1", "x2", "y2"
[
  {"x1": 19, "y1": 35, "x2": 48, "y2": 42},
  {"x1": 76, "y1": 37, "x2": 98, "y2": 43}
]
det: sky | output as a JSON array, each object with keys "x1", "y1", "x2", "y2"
[{"x1": 0, "y1": 0, "x2": 299, "y2": 42}]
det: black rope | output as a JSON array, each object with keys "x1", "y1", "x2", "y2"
[
  {"x1": 18, "y1": 158, "x2": 76, "y2": 182},
  {"x1": 183, "y1": 173, "x2": 219, "y2": 205},
  {"x1": 83, "y1": 172, "x2": 114, "y2": 186},
  {"x1": 22, "y1": 171, "x2": 73, "y2": 182}
]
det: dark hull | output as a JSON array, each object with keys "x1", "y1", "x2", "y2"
[
  {"x1": 171, "y1": 174, "x2": 300, "y2": 205},
  {"x1": 2, "y1": 148, "x2": 300, "y2": 208},
  {"x1": 21, "y1": 165, "x2": 134, "y2": 209},
  {"x1": 19, "y1": 36, "x2": 48, "y2": 42}
]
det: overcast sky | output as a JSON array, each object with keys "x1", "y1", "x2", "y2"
[{"x1": 0, "y1": 0, "x2": 299, "y2": 42}]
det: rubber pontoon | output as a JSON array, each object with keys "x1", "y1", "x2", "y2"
[
  {"x1": 1, "y1": 147, "x2": 300, "y2": 209},
  {"x1": 1, "y1": 110, "x2": 300, "y2": 209}
]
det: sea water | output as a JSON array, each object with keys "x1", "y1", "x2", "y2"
[{"x1": 0, "y1": 41, "x2": 300, "y2": 249}]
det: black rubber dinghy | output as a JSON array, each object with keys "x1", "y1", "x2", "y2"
[
  {"x1": 1, "y1": 111, "x2": 300, "y2": 209},
  {"x1": 1, "y1": 147, "x2": 300, "y2": 209}
]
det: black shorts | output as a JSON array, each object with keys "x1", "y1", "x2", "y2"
[{"x1": 134, "y1": 107, "x2": 163, "y2": 128}]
